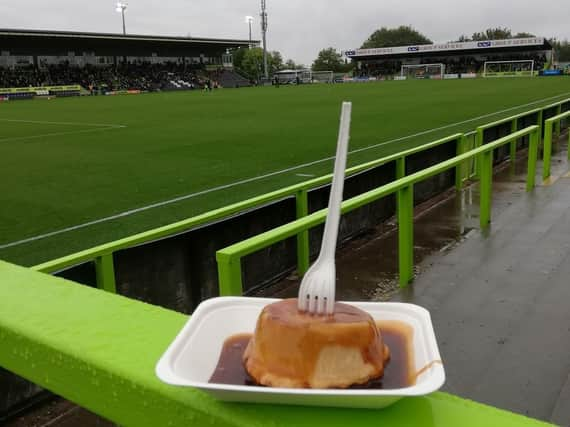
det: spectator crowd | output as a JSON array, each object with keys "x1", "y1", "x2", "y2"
[{"x1": 0, "y1": 62, "x2": 223, "y2": 92}]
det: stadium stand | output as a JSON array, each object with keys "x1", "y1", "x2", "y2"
[
  {"x1": 348, "y1": 37, "x2": 552, "y2": 79},
  {"x1": 0, "y1": 29, "x2": 255, "y2": 92},
  {"x1": 358, "y1": 53, "x2": 547, "y2": 78}
]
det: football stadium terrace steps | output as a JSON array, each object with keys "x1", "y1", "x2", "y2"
[{"x1": 217, "y1": 69, "x2": 252, "y2": 88}]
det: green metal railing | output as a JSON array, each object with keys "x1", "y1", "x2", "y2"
[
  {"x1": 33, "y1": 132, "x2": 465, "y2": 289},
  {"x1": 460, "y1": 131, "x2": 477, "y2": 182},
  {"x1": 473, "y1": 108, "x2": 541, "y2": 179},
  {"x1": 0, "y1": 260, "x2": 550, "y2": 427},
  {"x1": 216, "y1": 126, "x2": 540, "y2": 295},
  {"x1": 31, "y1": 98, "x2": 569, "y2": 294},
  {"x1": 470, "y1": 99, "x2": 568, "y2": 180},
  {"x1": 543, "y1": 111, "x2": 570, "y2": 180}
]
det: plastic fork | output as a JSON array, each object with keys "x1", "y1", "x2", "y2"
[{"x1": 298, "y1": 102, "x2": 352, "y2": 315}]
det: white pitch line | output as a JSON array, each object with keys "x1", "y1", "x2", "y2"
[
  {"x1": 0, "y1": 126, "x2": 125, "y2": 143},
  {"x1": 0, "y1": 118, "x2": 127, "y2": 127},
  {"x1": 1, "y1": 92, "x2": 569, "y2": 251}
]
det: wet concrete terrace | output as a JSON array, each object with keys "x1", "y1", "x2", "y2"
[
  {"x1": 396, "y1": 167, "x2": 570, "y2": 423},
  {"x1": 257, "y1": 136, "x2": 570, "y2": 424}
]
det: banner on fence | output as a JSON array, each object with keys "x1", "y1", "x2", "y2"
[{"x1": 0, "y1": 85, "x2": 81, "y2": 95}]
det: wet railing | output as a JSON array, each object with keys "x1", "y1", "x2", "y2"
[
  {"x1": 216, "y1": 126, "x2": 540, "y2": 294},
  {"x1": 32, "y1": 133, "x2": 465, "y2": 287},
  {"x1": 31, "y1": 98, "x2": 569, "y2": 294},
  {"x1": 473, "y1": 109, "x2": 538, "y2": 179},
  {"x1": 543, "y1": 110, "x2": 570, "y2": 180},
  {"x1": 0, "y1": 260, "x2": 549, "y2": 427}
]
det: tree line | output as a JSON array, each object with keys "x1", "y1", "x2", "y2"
[{"x1": 233, "y1": 26, "x2": 570, "y2": 76}]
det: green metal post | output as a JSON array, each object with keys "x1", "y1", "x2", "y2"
[
  {"x1": 468, "y1": 133, "x2": 477, "y2": 179},
  {"x1": 479, "y1": 151, "x2": 493, "y2": 230},
  {"x1": 395, "y1": 157, "x2": 412, "y2": 286},
  {"x1": 217, "y1": 253, "x2": 243, "y2": 296},
  {"x1": 95, "y1": 253, "x2": 116, "y2": 293},
  {"x1": 395, "y1": 156, "x2": 406, "y2": 179},
  {"x1": 455, "y1": 135, "x2": 466, "y2": 190},
  {"x1": 295, "y1": 189, "x2": 310, "y2": 275},
  {"x1": 473, "y1": 127, "x2": 484, "y2": 180},
  {"x1": 397, "y1": 185, "x2": 414, "y2": 288},
  {"x1": 555, "y1": 105, "x2": 562, "y2": 137},
  {"x1": 542, "y1": 121, "x2": 553, "y2": 181},
  {"x1": 510, "y1": 118, "x2": 517, "y2": 164},
  {"x1": 538, "y1": 109, "x2": 544, "y2": 149},
  {"x1": 395, "y1": 156, "x2": 407, "y2": 241},
  {"x1": 527, "y1": 129, "x2": 539, "y2": 192}
]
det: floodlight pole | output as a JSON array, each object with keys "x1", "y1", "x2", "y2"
[
  {"x1": 260, "y1": 0, "x2": 268, "y2": 79},
  {"x1": 116, "y1": 2, "x2": 128, "y2": 35},
  {"x1": 245, "y1": 16, "x2": 254, "y2": 49},
  {"x1": 121, "y1": 8, "x2": 126, "y2": 35}
]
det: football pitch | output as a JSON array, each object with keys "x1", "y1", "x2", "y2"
[{"x1": 1, "y1": 77, "x2": 569, "y2": 266}]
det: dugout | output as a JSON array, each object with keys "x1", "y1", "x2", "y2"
[
  {"x1": 346, "y1": 37, "x2": 553, "y2": 78},
  {"x1": 0, "y1": 29, "x2": 255, "y2": 69}
]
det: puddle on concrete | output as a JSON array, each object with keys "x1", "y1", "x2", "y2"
[{"x1": 252, "y1": 134, "x2": 569, "y2": 303}]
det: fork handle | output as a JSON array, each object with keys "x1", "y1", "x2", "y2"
[{"x1": 319, "y1": 102, "x2": 351, "y2": 263}]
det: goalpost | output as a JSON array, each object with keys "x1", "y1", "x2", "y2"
[
  {"x1": 400, "y1": 63, "x2": 445, "y2": 80},
  {"x1": 310, "y1": 71, "x2": 334, "y2": 83},
  {"x1": 483, "y1": 60, "x2": 535, "y2": 78}
]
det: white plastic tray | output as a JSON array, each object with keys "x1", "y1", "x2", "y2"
[{"x1": 156, "y1": 297, "x2": 445, "y2": 409}]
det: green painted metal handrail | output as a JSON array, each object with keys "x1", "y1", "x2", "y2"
[
  {"x1": 30, "y1": 98, "x2": 569, "y2": 295},
  {"x1": 472, "y1": 98, "x2": 568, "y2": 179},
  {"x1": 32, "y1": 133, "x2": 464, "y2": 290},
  {"x1": 0, "y1": 260, "x2": 551, "y2": 427},
  {"x1": 216, "y1": 126, "x2": 540, "y2": 295},
  {"x1": 542, "y1": 111, "x2": 570, "y2": 180}
]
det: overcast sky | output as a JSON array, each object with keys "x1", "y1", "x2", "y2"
[{"x1": 1, "y1": 0, "x2": 568, "y2": 65}]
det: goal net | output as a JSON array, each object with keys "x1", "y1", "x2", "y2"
[
  {"x1": 310, "y1": 71, "x2": 334, "y2": 83},
  {"x1": 400, "y1": 63, "x2": 445, "y2": 80},
  {"x1": 483, "y1": 60, "x2": 535, "y2": 78}
]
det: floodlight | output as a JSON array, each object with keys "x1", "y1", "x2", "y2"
[{"x1": 115, "y1": 2, "x2": 128, "y2": 35}]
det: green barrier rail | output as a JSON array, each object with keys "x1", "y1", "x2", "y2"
[
  {"x1": 31, "y1": 98, "x2": 569, "y2": 294},
  {"x1": 474, "y1": 108, "x2": 541, "y2": 180},
  {"x1": 472, "y1": 98, "x2": 568, "y2": 179},
  {"x1": 460, "y1": 131, "x2": 477, "y2": 183},
  {"x1": 543, "y1": 111, "x2": 570, "y2": 180},
  {"x1": 33, "y1": 133, "x2": 465, "y2": 288},
  {"x1": 0, "y1": 261, "x2": 552, "y2": 427},
  {"x1": 216, "y1": 126, "x2": 539, "y2": 294}
]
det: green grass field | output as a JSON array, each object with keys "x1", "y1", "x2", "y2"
[{"x1": 1, "y1": 77, "x2": 569, "y2": 265}]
